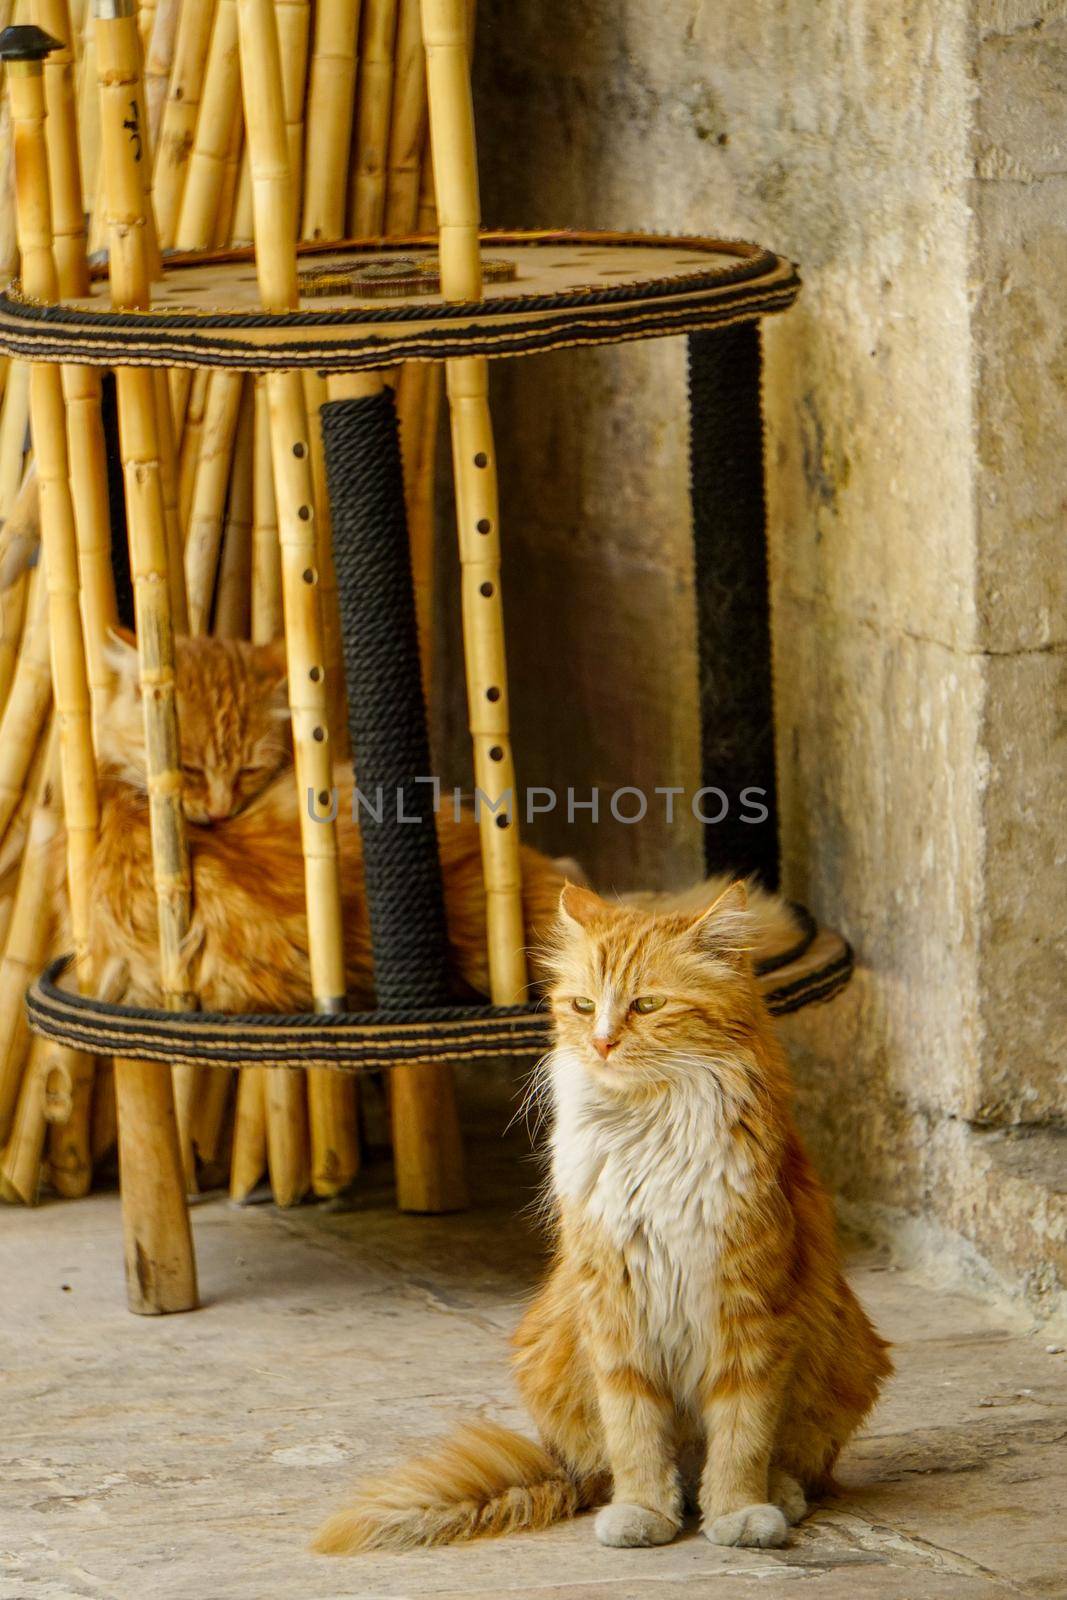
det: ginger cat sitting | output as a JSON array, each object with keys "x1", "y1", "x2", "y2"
[
  {"x1": 315, "y1": 882, "x2": 891, "y2": 1553},
  {"x1": 59, "y1": 634, "x2": 804, "y2": 1012}
]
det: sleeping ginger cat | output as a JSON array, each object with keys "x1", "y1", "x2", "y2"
[
  {"x1": 56, "y1": 633, "x2": 804, "y2": 1010},
  {"x1": 315, "y1": 882, "x2": 891, "y2": 1553}
]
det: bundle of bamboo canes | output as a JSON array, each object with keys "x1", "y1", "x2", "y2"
[{"x1": 0, "y1": 0, "x2": 456, "y2": 1215}]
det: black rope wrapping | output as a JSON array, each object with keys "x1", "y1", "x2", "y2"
[
  {"x1": 321, "y1": 387, "x2": 452, "y2": 1011},
  {"x1": 688, "y1": 325, "x2": 779, "y2": 888},
  {"x1": 26, "y1": 926, "x2": 853, "y2": 1071}
]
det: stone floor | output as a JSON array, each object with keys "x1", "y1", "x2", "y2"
[{"x1": 2, "y1": 1139, "x2": 1066, "y2": 1600}]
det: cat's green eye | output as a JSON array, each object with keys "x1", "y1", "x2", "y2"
[
  {"x1": 572, "y1": 997, "x2": 595, "y2": 1015},
  {"x1": 632, "y1": 995, "x2": 666, "y2": 1014}
]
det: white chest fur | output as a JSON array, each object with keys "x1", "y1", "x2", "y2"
[{"x1": 549, "y1": 1049, "x2": 753, "y2": 1397}]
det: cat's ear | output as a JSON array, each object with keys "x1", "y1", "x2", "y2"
[
  {"x1": 559, "y1": 881, "x2": 616, "y2": 930},
  {"x1": 686, "y1": 880, "x2": 752, "y2": 961},
  {"x1": 104, "y1": 625, "x2": 140, "y2": 687}
]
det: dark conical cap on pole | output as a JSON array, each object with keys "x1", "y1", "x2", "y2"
[{"x1": 0, "y1": 24, "x2": 62, "y2": 61}]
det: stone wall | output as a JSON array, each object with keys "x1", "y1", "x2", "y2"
[{"x1": 442, "y1": 0, "x2": 1067, "y2": 1323}]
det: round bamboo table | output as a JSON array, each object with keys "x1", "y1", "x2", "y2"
[{"x1": 0, "y1": 232, "x2": 800, "y2": 369}]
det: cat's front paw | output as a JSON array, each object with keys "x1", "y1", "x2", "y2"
[
  {"x1": 705, "y1": 1502, "x2": 789, "y2": 1548},
  {"x1": 595, "y1": 1502, "x2": 678, "y2": 1548}
]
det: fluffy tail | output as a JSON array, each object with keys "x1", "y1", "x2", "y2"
[
  {"x1": 313, "y1": 1420, "x2": 586, "y2": 1554},
  {"x1": 622, "y1": 873, "x2": 806, "y2": 968}
]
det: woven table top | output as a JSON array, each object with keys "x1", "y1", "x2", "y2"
[{"x1": 0, "y1": 230, "x2": 800, "y2": 372}]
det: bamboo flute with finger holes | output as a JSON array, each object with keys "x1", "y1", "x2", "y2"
[{"x1": 95, "y1": 0, "x2": 198, "y2": 1310}]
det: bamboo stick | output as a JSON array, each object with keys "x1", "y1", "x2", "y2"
[
  {"x1": 274, "y1": 0, "x2": 308, "y2": 220},
  {"x1": 0, "y1": 1034, "x2": 50, "y2": 1202},
  {"x1": 178, "y1": 367, "x2": 208, "y2": 528},
  {"x1": 189, "y1": 1062, "x2": 229, "y2": 1165},
  {"x1": 0, "y1": 720, "x2": 57, "y2": 1147},
  {"x1": 6, "y1": 46, "x2": 99, "y2": 1190},
  {"x1": 212, "y1": 82, "x2": 242, "y2": 246},
  {"x1": 0, "y1": 73, "x2": 16, "y2": 282},
  {"x1": 97, "y1": 0, "x2": 197, "y2": 1311},
  {"x1": 10, "y1": 11, "x2": 115, "y2": 1199},
  {"x1": 0, "y1": 691, "x2": 47, "y2": 881},
  {"x1": 183, "y1": 370, "x2": 244, "y2": 632},
  {"x1": 228, "y1": 134, "x2": 250, "y2": 241},
  {"x1": 34, "y1": 0, "x2": 89, "y2": 296},
  {"x1": 74, "y1": 5, "x2": 99, "y2": 232},
  {"x1": 250, "y1": 376, "x2": 281, "y2": 638},
  {"x1": 237, "y1": 0, "x2": 349, "y2": 1211},
  {"x1": 90, "y1": 1055, "x2": 116, "y2": 1161},
  {"x1": 348, "y1": 0, "x2": 396, "y2": 234},
  {"x1": 9, "y1": 20, "x2": 98, "y2": 986},
  {"x1": 383, "y1": 0, "x2": 423, "y2": 234},
  {"x1": 168, "y1": 363, "x2": 191, "y2": 443},
  {"x1": 302, "y1": 370, "x2": 346, "y2": 758},
  {"x1": 228, "y1": 1062, "x2": 265, "y2": 1200},
  {"x1": 142, "y1": 0, "x2": 178, "y2": 142},
  {"x1": 264, "y1": 1065, "x2": 308, "y2": 1205},
  {"x1": 398, "y1": 358, "x2": 440, "y2": 681},
  {"x1": 300, "y1": 0, "x2": 359, "y2": 241},
  {"x1": 230, "y1": 382, "x2": 281, "y2": 1201},
  {"x1": 0, "y1": 569, "x2": 27, "y2": 715},
  {"x1": 154, "y1": 366, "x2": 188, "y2": 631},
  {"x1": 0, "y1": 462, "x2": 39, "y2": 590},
  {"x1": 422, "y1": 0, "x2": 526, "y2": 1001},
  {"x1": 212, "y1": 373, "x2": 252, "y2": 638},
  {"x1": 173, "y1": 0, "x2": 238, "y2": 251},
  {"x1": 0, "y1": 559, "x2": 51, "y2": 848},
  {"x1": 152, "y1": 0, "x2": 215, "y2": 249},
  {"x1": 0, "y1": 362, "x2": 30, "y2": 519},
  {"x1": 63, "y1": 363, "x2": 119, "y2": 705}
]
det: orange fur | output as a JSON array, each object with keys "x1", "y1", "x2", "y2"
[
  {"x1": 54, "y1": 635, "x2": 806, "y2": 1013},
  {"x1": 316, "y1": 885, "x2": 890, "y2": 1554}
]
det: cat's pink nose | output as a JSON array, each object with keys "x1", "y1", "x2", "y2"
[{"x1": 593, "y1": 1035, "x2": 619, "y2": 1060}]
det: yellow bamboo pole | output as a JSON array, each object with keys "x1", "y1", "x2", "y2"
[
  {"x1": 183, "y1": 369, "x2": 244, "y2": 632},
  {"x1": 212, "y1": 373, "x2": 252, "y2": 638},
  {"x1": 0, "y1": 719, "x2": 56, "y2": 1147},
  {"x1": 0, "y1": 558, "x2": 51, "y2": 848},
  {"x1": 229, "y1": 402, "x2": 281, "y2": 1203},
  {"x1": 237, "y1": 0, "x2": 351, "y2": 1207},
  {"x1": 300, "y1": 0, "x2": 359, "y2": 241},
  {"x1": 348, "y1": 0, "x2": 395, "y2": 233},
  {"x1": 0, "y1": 362, "x2": 30, "y2": 519},
  {"x1": 302, "y1": 369, "x2": 346, "y2": 758},
  {"x1": 33, "y1": 0, "x2": 87, "y2": 294},
  {"x1": 228, "y1": 134, "x2": 251, "y2": 241},
  {"x1": 168, "y1": 364, "x2": 191, "y2": 443},
  {"x1": 36, "y1": 0, "x2": 118, "y2": 713},
  {"x1": 172, "y1": 0, "x2": 238, "y2": 251},
  {"x1": 97, "y1": 0, "x2": 197, "y2": 1310},
  {"x1": 228, "y1": 1060, "x2": 265, "y2": 1200},
  {"x1": 177, "y1": 367, "x2": 208, "y2": 528},
  {"x1": 0, "y1": 570, "x2": 27, "y2": 715},
  {"x1": 274, "y1": 0, "x2": 308, "y2": 218},
  {"x1": 154, "y1": 367, "x2": 188, "y2": 631},
  {"x1": 383, "y1": 0, "x2": 423, "y2": 234},
  {"x1": 74, "y1": 4, "x2": 99, "y2": 231},
  {"x1": 250, "y1": 375, "x2": 281, "y2": 636},
  {"x1": 142, "y1": 0, "x2": 177, "y2": 142},
  {"x1": 3, "y1": 26, "x2": 102, "y2": 1200},
  {"x1": 422, "y1": 0, "x2": 525, "y2": 1000},
  {"x1": 212, "y1": 82, "x2": 242, "y2": 245},
  {"x1": 0, "y1": 462, "x2": 38, "y2": 590},
  {"x1": 152, "y1": 0, "x2": 215, "y2": 248}
]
